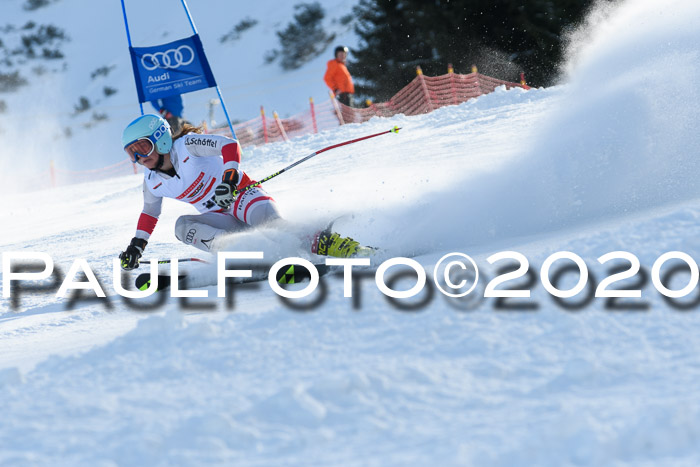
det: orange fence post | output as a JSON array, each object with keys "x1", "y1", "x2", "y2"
[
  {"x1": 273, "y1": 111, "x2": 290, "y2": 142},
  {"x1": 329, "y1": 90, "x2": 345, "y2": 125},
  {"x1": 416, "y1": 66, "x2": 433, "y2": 112},
  {"x1": 448, "y1": 63, "x2": 457, "y2": 106},
  {"x1": 260, "y1": 106, "x2": 269, "y2": 144},
  {"x1": 309, "y1": 97, "x2": 318, "y2": 134},
  {"x1": 471, "y1": 64, "x2": 481, "y2": 95},
  {"x1": 364, "y1": 98, "x2": 380, "y2": 118},
  {"x1": 519, "y1": 72, "x2": 530, "y2": 89}
]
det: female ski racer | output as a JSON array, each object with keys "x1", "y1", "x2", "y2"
[{"x1": 118, "y1": 114, "x2": 371, "y2": 270}]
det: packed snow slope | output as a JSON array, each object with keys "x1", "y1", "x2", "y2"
[{"x1": 2, "y1": 0, "x2": 700, "y2": 465}]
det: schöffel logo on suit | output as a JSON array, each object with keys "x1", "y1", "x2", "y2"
[{"x1": 185, "y1": 137, "x2": 217, "y2": 148}]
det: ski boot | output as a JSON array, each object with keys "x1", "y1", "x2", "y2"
[{"x1": 311, "y1": 227, "x2": 377, "y2": 258}]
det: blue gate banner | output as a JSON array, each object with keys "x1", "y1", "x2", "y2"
[{"x1": 128, "y1": 34, "x2": 217, "y2": 103}]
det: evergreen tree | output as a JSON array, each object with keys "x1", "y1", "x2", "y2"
[
  {"x1": 267, "y1": 2, "x2": 336, "y2": 71},
  {"x1": 350, "y1": 0, "x2": 608, "y2": 101},
  {"x1": 351, "y1": 0, "x2": 426, "y2": 101}
]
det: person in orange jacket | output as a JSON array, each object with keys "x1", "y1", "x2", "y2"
[{"x1": 324, "y1": 45, "x2": 355, "y2": 107}]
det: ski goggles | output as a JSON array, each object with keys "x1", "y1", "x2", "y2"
[{"x1": 124, "y1": 137, "x2": 156, "y2": 163}]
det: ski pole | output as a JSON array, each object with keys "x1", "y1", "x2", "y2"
[
  {"x1": 240, "y1": 126, "x2": 401, "y2": 193},
  {"x1": 141, "y1": 258, "x2": 209, "y2": 265}
]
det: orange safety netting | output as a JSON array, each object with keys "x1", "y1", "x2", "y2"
[
  {"x1": 209, "y1": 70, "x2": 528, "y2": 145},
  {"x1": 46, "y1": 70, "x2": 528, "y2": 186}
]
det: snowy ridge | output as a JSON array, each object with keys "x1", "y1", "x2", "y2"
[{"x1": 2, "y1": 0, "x2": 700, "y2": 464}]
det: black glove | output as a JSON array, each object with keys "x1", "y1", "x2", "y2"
[
  {"x1": 119, "y1": 237, "x2": 148, "y2": 270},
  {"x1": 214, "y1": 169, "x2": 240, "y2": 209}
]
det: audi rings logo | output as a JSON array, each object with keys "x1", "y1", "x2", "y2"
[
  {"x1": 141, "y1": 45, "x2": 195, "y2": 71},
  {"x1": 186, "y1": 229, "x2": 196, "y2": 244}
]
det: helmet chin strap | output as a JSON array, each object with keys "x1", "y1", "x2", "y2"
[{"x1": 155, "y1": 153, "x2": 165, "y2": 171}]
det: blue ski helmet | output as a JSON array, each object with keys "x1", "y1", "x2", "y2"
[{"x1": 122, "y1": 114, "x2": 172, "y2": 155}]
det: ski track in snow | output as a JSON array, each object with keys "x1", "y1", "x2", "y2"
[{"x1": 3, "y1": 0, "x2": 700, "y2": 464}]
